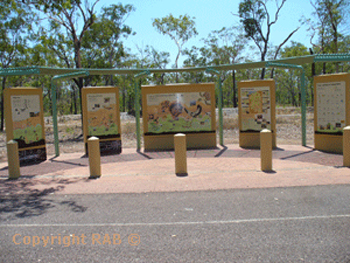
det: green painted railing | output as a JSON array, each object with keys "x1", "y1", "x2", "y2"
[
  {"x1": 51, "y1": 71, "x2": 89, "y2": 156},
  {"x1": 0, "y1": 53, "x2": 349, "y2": 153},
  {"x1": 266, "y1": 62, "x2": 307, "y2": 146},
  {"x1": 134, "y1": 70, "x2": 151, "y2": 151},
  {"x1": 205, "y1": 68, "x2": 224, "y2": 146}
]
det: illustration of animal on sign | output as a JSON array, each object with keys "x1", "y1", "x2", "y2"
[
  {"x1": 198, "y1": 91, "x2": 211, "y2": 104},
  {"x1": 169, "y1": 102, "x2": 184, "y2": 120},
  {"x1": 147, "y1": 92, "x2": 213, "y2": 134}
]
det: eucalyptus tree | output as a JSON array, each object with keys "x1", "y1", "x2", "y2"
[
  {"x1": 144, "y1": 46, "x2": 170, "y2": 85},
  {"x1": 152, "y1": 14, "x2": 198, "y2": 82},
  {"x1": 275, "y1": 42, "x2": 312, "y2": 106},
  {"x1": 0, "y1": 0, "x2": 34, "y2": 130},
  {"x1": 237, "y1": 0, "x2": 299, "y2": 79},
  {"x1": 306, "y1": 0, "x2": 349, "y2": 73},
  {"x1": 82, "y1": 3, "x2": 135, "y2": 86},
  {"x1": 34, "y1": 0, "x2": 100, "y2": 95},
  {"x1": 203, "y1": 26, "x2": 247, "y2": 107}
]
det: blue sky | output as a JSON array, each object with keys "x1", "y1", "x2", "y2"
[{"x1": 96, "y1": 0, "x2": 315, "y2": 66}]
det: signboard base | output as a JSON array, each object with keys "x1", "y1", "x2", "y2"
[
  {"x1": 314, "y1": 134, "x2": 342, "y2": 154},
  {"x1": 85, "y1": 138, "x2": 122, "y2": 156},
  {"x1": 19, "y1": 147, "x2": 47, "y2": 165},
  {"x1": 239, "y1": 131, "x2": 276, "y2": 149},
  {"x1": 144, "y1": 132, "x2": 216, "y2": 151}
]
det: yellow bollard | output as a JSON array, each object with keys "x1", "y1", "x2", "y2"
[
  {"x1": 174, "y1": 133, "x2": 188, "y2": 176},
  {"x1": 88, "y1": 137, "x2": 101, "y2": 178},
  {"x1": 343, "y1": 126, "x2": 350, "y2": 167},
  {"x1": 7, "y1": 140, "x2": 20, "y2": 179},
  {"x1": 260, "y1": 129, "x2": 273, "y2": 172}
]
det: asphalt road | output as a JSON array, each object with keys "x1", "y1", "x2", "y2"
[{"x1": 1, "y1": 185, "x2": 350, "y2": 262}]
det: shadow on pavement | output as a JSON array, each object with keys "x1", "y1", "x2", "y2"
[{"x1": 0, "y1": 178, "x2": 88, "y2": 221}]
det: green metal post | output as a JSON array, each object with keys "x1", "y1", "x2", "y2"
[
  {"x1": 217, "y1": 76, "x2": 224, "y2": 145},
  {"x1": 206, "y1": 68, "x2": 224, "y2": 145},
  {"x1": 51, "y1": 81, "x2": 59, "y2": 156},
  {"x1": 266, "y1": 62, "x2": 307, "y2": 146},
  {"x1": 301, "y1": 70, "x2": 306, "y2": 146},
  {"x1": 134, "y1": 80, "x2": 141, "y2": 151},
  {"x1": 51, "y1": 71, "x2": 89, "y2": 156},
  {"x1": 134, "y1": 70, "x2": 151, "y2": 151}
]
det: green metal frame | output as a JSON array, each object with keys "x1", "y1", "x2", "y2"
[
  {"x1": 134, "y1": 70, "x2": 151, "y2": 151},
  {"x1": 0, "y1": 53, "x2": 349, "y2": 154},
  {"x1": 205, "y1": 68, "x2": 224, "y2": 145},
  {"x1": 266, "y1": 62, "x2": 307, "y2": 146},
  {"x1": 51, "y1": 71, "x2": 89, "y2": 156}
]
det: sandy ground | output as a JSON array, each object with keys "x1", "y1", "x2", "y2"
[{"x1": 0, "y1": 107, "x2": 315, "y2": 162}]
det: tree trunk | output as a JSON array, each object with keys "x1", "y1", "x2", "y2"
[
  {"x1": 73, "y1": 86, "x2": 77, "y2": 114},
  {"x1": 123, "y1": 87, "x2": 126, "y2": 112},
  {"x1": 232, "y1": 70, "x2": 237, "y2": 108}
]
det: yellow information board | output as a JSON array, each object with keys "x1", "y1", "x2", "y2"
[
  {"x1": 82, "y1": 87, "x2": 121, "y2": 155},
  {"x1": 314, "y1": 73, "x2": 350, "y2": 153},
  {"x1": 142, "y1": 83, "x2": 216, "y2": 151},
  {"x1": 4, "y1": 87, "x2": 47, "y2": 164},
  {"x1": 238, "y1": 79, "x2": 276, "y2": 148}
]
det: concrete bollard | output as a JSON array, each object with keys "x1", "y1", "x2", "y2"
[
  {"x1": 88, "y1": 137, "x2": 101, "y2": 178},
  {"x1": 260, "y1": 129, "x2": 273, "y2": 172},
  {"x1": 7, "y1": 140, "x2": 21, "y2": 179},
  {"x1": 343, "y1": 126, "x2": 350, "y2": 167},
  {"x1": 174, "y1": 133, "x2": 188, "y2": 176}
]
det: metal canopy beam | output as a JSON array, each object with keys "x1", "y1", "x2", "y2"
[
  {"x1": 1, "y1": 53, "x2": 349, "y2": 153},
  {"x1": 51, "y1": 71, "x2": 90, "y2": 156}
]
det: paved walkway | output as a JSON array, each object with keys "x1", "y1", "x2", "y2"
[{"x1": 0, "y1": 144, "x2": 349, "y2": 195}]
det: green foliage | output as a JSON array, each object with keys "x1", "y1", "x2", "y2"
[
  {"x1": 0, "y1": 0, "x2": 349, "y2": 122},
  {"x1": 152, "y1": 14, "x2": 198, "y2": 69},
  {"x1": 238, "y1": 0, "x2": 266, "y2": 42}
]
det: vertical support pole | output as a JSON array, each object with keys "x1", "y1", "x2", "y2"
[
  {"x1": 217, "y1": 76, "x2": 224, "y2": 146},
  {"x1": 174, "y1": 133, "x2": 188, "y2": 176},
  {"x1": 7, "y1": 140, "x2": 20, "y2": 179},
  {"x1": 51, "y1": 81, "x2": 60, "y2": 156},
  {"x1": 51, "y1": 71, "x2": 89, "y2": 157},
  {"x1": 301, "y1": 70, "x2": 307, "y2": 146},
  {"x1": 260, "y1": 129, "x2": 273, "y2": 172},
  {"x1": 88, "y1": 136, "x2": 101, "y2": 178},
  {"x1": 134, "y1": 79, "x2": 141, "y2": 151},
  {"x1": 343, "y1": 126, "x2": 350, "y2": 167},
  {"x1": 134, "y1": 70, "x2": 150, "y2": 152}
]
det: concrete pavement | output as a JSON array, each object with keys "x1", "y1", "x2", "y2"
[{"x1": 0, "y1": 144, "x2": 349, "y2": 195}]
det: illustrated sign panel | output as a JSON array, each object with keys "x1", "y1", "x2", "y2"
[
  {"x1": 86, "y1": 93, "x2": 119, "y2": 137},
  {"x1": 146, "y1": 92, "x2": 212, "y2": 134},
  {"x1": 6, "y1": 90, "x2": 47, "y2": 164},
  {"x1": 240, "y1": 86, "x2": 271, "y2": 131},
  {"x1": 316, "y1": 81, "x2": 346, "y2": 133},
  {"x1": 11, "y1": 95, "x2": 43, "y2": 146}
]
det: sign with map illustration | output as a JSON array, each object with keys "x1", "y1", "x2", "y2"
[
  {"x1": 11, "y1": 95, "x2": 43, "y2": 145},
  {"x1": 82, "y1": 87, "x2": 121, "y2": 155},
  {"x1": 86, "y1": 93, "x2": 119, "y2": 137},
  {"x1": 316, "y1": 81, "x2": 346, "y2": 133},
  {"x1": 240, "y1": 86, "x2": 271, "y2": 131},
  {"x1": 145, "y1": 91, "x2": 213, "y2": 134},
  {"x1": 4, "y1": 88, "x2": 47, "y2": 164}
]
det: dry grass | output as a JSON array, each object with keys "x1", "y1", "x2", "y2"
[{"x1": 0, "y1": 107, "x2": 316, "y2": 162}]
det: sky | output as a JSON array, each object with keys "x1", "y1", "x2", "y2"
[{"x1": 95, "y1": 0, "x2": 315, "y2": 66}]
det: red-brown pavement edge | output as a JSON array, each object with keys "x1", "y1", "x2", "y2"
[{"x1": 0, "y1": 144, "x2": 349, "y2": 195}]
